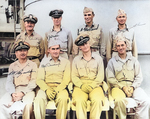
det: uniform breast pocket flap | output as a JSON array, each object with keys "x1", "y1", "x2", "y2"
[
  {"x1": 78, "y1": 65, "x2": 86, "y2": 76},
  {"x1": 115, "y1": 66, "x2": 122, "y2": 72},
  {"x1": 127, "y1": 65, "x2": 133, "y2": 71}
]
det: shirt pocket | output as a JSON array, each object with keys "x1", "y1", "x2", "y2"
[
  {"x1": 127, "y1": 65, "x2": 134, "y2": 71},
  {"x1": 77, "y1": 65, "x2": 86, "y2": 77},
  {"x1": 89, "y1": 64, "x2": 97, "y2": 74},
  {"x1": 126, "y1": 63, "x2": 134, "y2": 80},
  {"x1": 89, "y1": 65, "x2": 97, "y2": 79},
  {"x1": 90, "y1": 31, "x2": 100, "y2": 46}
]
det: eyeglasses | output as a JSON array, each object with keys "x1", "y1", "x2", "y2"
[{"x1": 84, "y1": 14, "x2": 92, "y2": 16}]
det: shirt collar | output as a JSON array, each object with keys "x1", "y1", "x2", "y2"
[
  {"x1": 51, "y1": 26, "x2": 62, "y2": 32},
  {"x1": 16, "y1": 59, "x2": 30, "y2": 67},
  {"x1": 80, "y1": 52, "x2": 96, "y2": 60},
  {"x1": 85, "y1": 22, "x2": 95, "y2": 28},
  {"x1": 24, "y1": 31, "x2": 35, "y2": 36},
  {"x1": 115, "y1": 53, "x2": 132, "y2": 62},
  {"x1": 49, "y1": 56, "x2": 61, "y2": 62},
  {"x1": 117, "y1": 24, "x2": 129, "y2": 31}
]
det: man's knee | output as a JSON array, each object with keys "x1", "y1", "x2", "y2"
[
  {"x1": 114, "y1": 98, "x2": 126, "y2": 108},
  {"x1": 57, "y1": 90, "x2": 69, "y2": 103},
  {"x1": 34, "y1": 97, "x2": 46, "y2": 106},
  {"x1": 142, "y1": 98, "x2": 150, "y2": 107}
]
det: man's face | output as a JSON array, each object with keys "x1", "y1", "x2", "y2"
[
  {"x1": 24, "y1": 21, "x2": 35, "y2": 31},
  {"x1": 84, "y1": 12, "x2": 94, "y2": 24},
  {"x1": 116, "y1": 14, "x2": 127, "y2": 25},
  {"x1": 48, "y1": 45, "x2": 60, "y2": 59},
  {"x1": 79, "y1": 41, "x2": 91, "y2": 53},
  {"x1": 116, "y1": 41, "x2": 127, "y2": 55},
  {"x1": 15, "y1": 49, "x2": 28, "y2": 60},
  {"x1": 52, "y1": 17, "x2": 62, "y2": 26}
]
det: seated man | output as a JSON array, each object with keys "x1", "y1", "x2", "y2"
[
  {"x1": 107, "y1": 35, "x2": 150, "y2": 119},
  {"x1": 34, "y1": 40, "x2": 70, "y2": 119},
  {"x1": 72, "y1": 33, "x2": 105, "y2": 119},
  {"x1": 0, "y1": 41, "x2": 37, "y2": 119}
]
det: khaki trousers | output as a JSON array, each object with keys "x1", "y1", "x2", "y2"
[
  {"x1": 72, "y1": 87, "x2": 104, "y2": 119},
  {"x1": 0, "y1": 91, "x2": 35, "y2": 119},
  {"x1": 34, "y1": 89, "x2": 69, "y2": 119},
  {"x1": 111, "y1": 87, "x2": 150, "y2": 119}
]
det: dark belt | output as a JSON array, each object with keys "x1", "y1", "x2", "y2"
[
  {"x1": 28, "y1": 56, "x2": 38, "y2": 60},
  {"x1": 119, "y1": 80, "x2": 133, "y2": 83}
]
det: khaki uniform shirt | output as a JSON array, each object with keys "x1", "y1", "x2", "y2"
[
  {"x1": 36, "y1": 56, "x2": 70, "y2": 93},
  {"x1": 44, "y1": 27, "x2": 73, "y2": 56},
  {"x1": 15, "y1": 31, "x2": 45, "y2": 61},
  {"x1": 6, "y1": 60, "x2": 37, "y2": 94},
  {"x1": 73, "y1": 23, "x2": 105, "y2": 56},
  {"x1": 106, "y1": 26, "x2": 137, "y2": 62},
  {"x1": 72, "y1": 52, "x2": 104, "y2": 88},
  {"x1": 107, "y1": 54, "x2": 142, "y2": 89}
]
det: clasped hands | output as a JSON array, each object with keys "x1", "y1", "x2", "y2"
[
  {"x1": 46, "y1": 88, "x2": 57, "y2": 101},
  {"x1": 122, "y1": 86, "x2": 134, "y2": 97},
  {"x1": 81, "y1": 84, "x2": 93, "y2": 94},
  {"x1": 11, "y1": 92, "x2": 25, "y2": 102}
]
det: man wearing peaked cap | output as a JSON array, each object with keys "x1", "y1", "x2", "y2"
[
  {"x1": 0, "y1": 41, "x2": 37, "y2": 119},
  {"x1": 15, "y1": 14, "x2": 45, "y2": 67},
  {"x1": 49, "y1": 9, "x2": 63, "y2": 18},
  {"x1": 14, "y1": 41, "x2": 30, "y2": 51},
  {"x1": 75, "y1": 33, "x2": 90, "y2": 46},
  {"x1": 34, "y1": 40, "x2": 70, "y2": 119},
  {"x1": 72, "y1": 33, "x2": 107, "y2": 119},
  {"x1": 106, "y1": 9, "x2": 137, "y2": 62},
  {"x1": 44, "y1": 9, "x2": 73, "y2": 60},
  {"x1": 23, "y1": 14, "x2": 38, "y2": 24},
  {"x1": 107, "y1": 35, "x2": 150, "y2": 119},
  {"x1": 73, "y1": 7, "x2": 105, "y2": 59}
]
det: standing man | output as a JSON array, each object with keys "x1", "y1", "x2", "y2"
[
  {"x1": 72, "y1": 33, "x2": 106, "y2": 119},
  {"x1": 44, "y1": 9, "x2": 73, "y2": 60},
  {"x1": 107, "y1": 35, "x2": 150, "y2": 119},
  {"x1": 0, "y1": 41, "x2": 37, "y2": 119},
  {"x1": 106, "y1": 9, "x2": 137, "y2": 62},
  {"x1": 34, "y1": 40, "x2": 70, "y2": 119},
  {"x1": 73, "y1": 7, "x2": 105, "y2": 57},
  {"x1": 15, "y1": 14, "x2": 45, "y2": 67}
]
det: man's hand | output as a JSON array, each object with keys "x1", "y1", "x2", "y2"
[
  {"x1": 122, "y1": 86, "x2": 133, "y2": 97},
  {"x1": 11, "y1": 93, "x2": 17, "y2": 102},
  {"x1": 86, "y1": 85, "x2": 93, "y2": 93},
  {"x1": 12, "y1": 92, "x2": 25, "y2": 102},
  {"x1": 81, "y1": 84, "x2": 93, "y2": 94},
  {"x1": 46, "y1": 88, "x2": 57, "y2": 100},
  {"x1": 81, "y1": 84, "x2": 89, "y2": 93},
  {"x1": 128, "y1": 86, "x2": 134, "y2": 97}
]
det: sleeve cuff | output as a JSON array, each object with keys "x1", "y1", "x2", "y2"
[{"x1": 118, "y1": 83, "x2": 124, "y2": 89}]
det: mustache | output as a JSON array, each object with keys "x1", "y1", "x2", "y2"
[
  {"x1": 20, "y1": 53, "x2": 26, "y2": 56},
  {"x1": 28, "y1": 25, "x2": 33, "y2": 27}
]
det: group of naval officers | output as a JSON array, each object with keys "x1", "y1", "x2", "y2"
[{"x1": 0, "y1": 6, "x2": 150, "y2": 119}]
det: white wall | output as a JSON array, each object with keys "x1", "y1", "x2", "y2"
[{"x1": 25, "y1": 0, "x2": 150, "y2": 53}]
